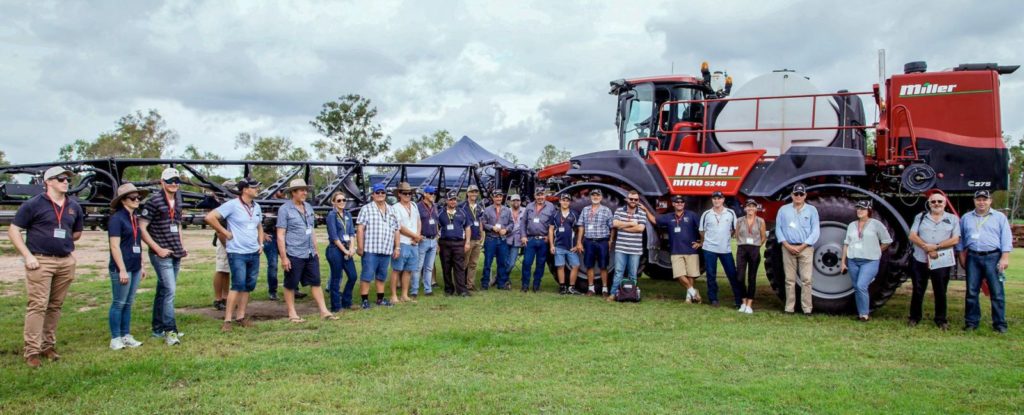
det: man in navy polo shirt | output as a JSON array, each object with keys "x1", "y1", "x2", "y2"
[
  {"x1": 9, "y1": 166, "x2": 84, "y2": 367},
  {"x1": 549, "y1": 193, "x2": 581, "y2": 295},
  {"x1": 438, "y1": 191, "x2": 472, "y2": 296},
  {"x1": 647, "y1": 195, "x2": 702, "y2": 303}
]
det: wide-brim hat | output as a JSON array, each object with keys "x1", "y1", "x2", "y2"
[
  {"x1": 396, "y1": 182, "x2": 414, "y2": 192},
  {"x1": 110, "y1": 183, "x2": 150, "y2": 208},
  {"x1": 284, "y1": 178, "x2": 313, "y2": 194}
]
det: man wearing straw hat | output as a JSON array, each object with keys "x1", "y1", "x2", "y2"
[
  {"x1": 8, "y1": 166, "x2": 84, "y2": 367},
  {"x1": 389, "y1": 182, "x2": 421, "y2": 303},
  {"x1": 139, "y1": 167, "x2": 188, "y2": 345},
  {"x1": 276, "y1": 179, "x2": 337, "y2": 322},
  {"x1": 206, "y1": 178, "x2": 266, "y2": 331}
]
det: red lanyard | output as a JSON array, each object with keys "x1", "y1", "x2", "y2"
[
  {"x1": 130, "y1": 211, "x2": 139, "y2": 244},
  {"x1": 165, "y1": 192, "x2": 176, "y2": 222},
  {"x1": 241, "y1": 200, "x2": 255, "y2": 219},
  {"x1": 559, "y1": 211, "x2": 569, "y2": 226},
  {"x1": 673, "y1": 212, "x2": 684, "y2": 227},
  {"x1": 46, "y1": 195, "x2": 67, "y2": 230}
]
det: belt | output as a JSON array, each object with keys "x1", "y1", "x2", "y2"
[
  {"x1": 585, "y1": 237, "x2": 609, "y2": 241},
  {"x1": 31, "y1": 252, "x2": 71, "y2": 258},
  {"x1": 968, "y1": 249, "x2": 1001, "y2": 256},
  {"x1": 422, "y1": 235, "x2": 438, "y2": 240},
  {"x1": 529, "y1": 235, "x2": 547, "y2": 239},
  {"x1": 440, "y1": 238, "x2": 465, "y2": 242}
]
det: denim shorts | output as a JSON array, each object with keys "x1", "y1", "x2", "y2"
[
  {"x1": 361, "y1": 253, "x2": 392, "y2": 282},
  {"x1": 583, "y1": 238, "x2": 609, "y2": 269},
  {"x1": 227, "y1": 252, "x2": 260, "y2": 292},
  {"x1": 553, "y1": 247, "x2": 580, "y2": 268},
  {"x1": 391, "y1": 244, "x2": 418, "y2": 271}
]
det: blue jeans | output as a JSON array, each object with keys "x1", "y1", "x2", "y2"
[
  {"x1": 482, "y1": 236, "x2": 510, "y2": 288},
  {"x1": 965, "y1": 252, "x2": 1007, "y2": 330},
  {"x1": 109, "y1": 269, "x2": 142, "y2": 339},
  {"x1": 611, "y1": 252, "x2": 641, "y2": 295},
  {"x1": 228, "y1": 252, "x2": 260, "y2": 292},
  {"x1": 149, "y1": 253, "x2": 181, "y2": 335},
  {"x1": 413, "y1": 238, "x2": 438, "y2": 295},
  {"x1": 507, "y1": 244, "x2": 520, "y2": 277},
  {"x1": 703, "y1": 251, "x2": 740, "y2": 306},
  {"x1": 264, "y1": 237, "x2": 279, "y2": 295},
  {"x1": 326, "y1": 246, "x2": 357, "y2": 311},
  {"x1": 522, "y1": 238, "x2": 548, "y2": 289},
  {"x1": 360, "y1": 253, "x2": 392, "y2": 282},
  {"x1": 846, "y1": 258, "x2": 879, "y2": 316}
]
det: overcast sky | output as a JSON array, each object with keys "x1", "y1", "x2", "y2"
[{"x1": 1, "y1": 0, "x2": 1022, "y2": 165}]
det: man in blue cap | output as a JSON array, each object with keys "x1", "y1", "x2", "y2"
[
  {"x1": 413, "y1": 185, "x2": 439, "y2": 297},
  {"x1": 958, "y1": 189, "x2": 1012, "y2": 333},
  {"x1": 356, "y1": 182, "x2": 401, "y2": 308}
]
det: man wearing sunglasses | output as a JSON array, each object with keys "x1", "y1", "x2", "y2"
[
  {"x1": 413, "y1": 186, "x2": 440, "y2": 298},
  {"x1": 907, "y1": 194, "x2": 960, "y2": 330},
  {"x1": 646, "y1": 195, "x2": 702, "y2": 303},
  {"x1": 609, "y1": 190, "x2": 648, "y2": 301},
  {"x1": 774, "y1": 183, "x2": 820, "y2": 315},
  {"x1": 9, "y1": 166, "x2": 84, "y2": 367},
  {"x1": 139, "y1": 167, "x2": 189, "y2": 345}
]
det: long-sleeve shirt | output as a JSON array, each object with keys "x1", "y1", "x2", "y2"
[
  {"x1": 957, "y1": 209, "x2": 1013, "y2": 253},
  {"x1": 775, "y1": 203, "x2": 820, "y2": 246},
  {"x1": 459, "y1": 201, "x2": 483, "y2": 240},
  {"x1": 506, "y1": 208, "x2": 526, "y2": 246},
  {"x1": 326, "y1": 209, "x2": 355, "y2": 249},
  {"x1": 481, "y1": 204, "x2": 514, "y2": 238},
  {"x1": 523, "y1": 201, "x2": 556, "y2": 237}
]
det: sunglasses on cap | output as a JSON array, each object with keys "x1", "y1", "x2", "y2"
[
  {"x1": 50, "y1": 176, "x2": 71, "y2": 183},
  {"x1": 672, "y1": 200, "x2": 685, "y2": 204},
  {"x1": 163, "y1": 178, "x2": 181, "y2": 185}
]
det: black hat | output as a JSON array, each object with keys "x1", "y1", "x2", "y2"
[
  {"x1": 744, "y1": 199, "x2": 760, "y2": 207},
  {"x1": 710, "y1": 191, "x2": 724, "y2": 198},
  {"x1": 672, "y1": 195, "x2": 685, "y2": 203},
  {"x1": 590, "y1": 189, "x2": 602, "y2": 196},
  {"x1": 446, "y1": 190, "x2": 460, "y2": 200},
  {"x1": 560, "y1": 193, "x2": 572, "y2": 201},
  {"x1": 792, "y1": 183, "x2": 807, "y2": 194},
  {"x1": 854, "y1": 200, "x2": 872, "y2": 209},
  {"x1": 237, "y1": 177, "x2": 261, "y2": 191},
  {"x1": 492, "y1": 189, "x2": 505, "y2": 196},
  {"x1": 974, "y1": 189, "x2": 991, "y2": 199}
]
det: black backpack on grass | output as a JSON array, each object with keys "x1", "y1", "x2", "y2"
[{"x1": 614, "y1": 279, "x2": 640, "y2": 302}]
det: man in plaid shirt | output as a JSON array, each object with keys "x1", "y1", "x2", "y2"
[
  {"x1": 576, "y1": 189, "x2": 613, "y2": 297},
  {"x1": 357, "y1": 183, "x2": 401, "y2": 309}
]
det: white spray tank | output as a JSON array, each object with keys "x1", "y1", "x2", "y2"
[{"x1": 712, "y1": 70, "x2": 840, "y2": 156}]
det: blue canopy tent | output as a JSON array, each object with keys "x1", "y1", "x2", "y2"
[{"x1": 373, "y1": 136, "x2": 520, "y2": 190}]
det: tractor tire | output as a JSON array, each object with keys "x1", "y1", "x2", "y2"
[
  {"x1": 764, "y1": 195, "x2": 911, "y2": 314},
  {"x1": 643, "y1": 261, "x2": 675, "y2": 280}
]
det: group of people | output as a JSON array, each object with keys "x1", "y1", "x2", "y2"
[{"x1": 7, "y1": 167, "x2": 1013, "y2": 367}]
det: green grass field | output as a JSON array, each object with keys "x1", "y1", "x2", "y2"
[{"x1": 1, "y1": 233, "x2": 1021, "y2": 414}]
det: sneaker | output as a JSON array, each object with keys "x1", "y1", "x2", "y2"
[
  {"x1": 586, "y1": 289, "x2": 595, "y2": 297},
  {"x1": 165, "y1": 331, "x2": 181, "y2": 346},
  {"x1": 361, "y1": 299, "x2": 372, "y2": 310},
  {"x1": 568, "y1": 286, "x2": 581, "y2": 295},
  {"x1": 521, "y1": 286, "x2": 529, "y2": 293},
  {"x1": 214, "y1": 300, "x2": 226, "y2": 311},
  {"x1": 684, "y1": 291, "x2": 693, "y2": 303},
  {"x1": 744, "y1": 306, "x2": 754, "y2": 314},
  {"x1": 121, "y1": 335, "x2": 143, "y2": 348},
  {"x1": 379, "y1": 299, "x2": 394, "y2": 307},
  {"x1": 268, "y1": 293, "x2": 279, "y2": 301},
  {"x1": 110, "y1": 337, "x2": 125, "y2": 351},
  {"x1": 737, "y1": 305, "x2": 746, "y2": 313}
]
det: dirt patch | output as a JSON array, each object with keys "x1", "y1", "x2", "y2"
[
  {"x1": 178, "y1": 300, "x2": 329, "y2": 321},
  {"x1": 0, "y1": 229, "x2": 220, "y2": 283}
]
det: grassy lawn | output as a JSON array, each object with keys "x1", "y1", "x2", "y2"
[{"x1": 1, "y1": 232, "x2": 1021, "y2": 414}]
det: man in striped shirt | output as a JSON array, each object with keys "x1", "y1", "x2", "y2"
[{"x1": 609, "y1": 190, "x2": 647, "y2": 301}]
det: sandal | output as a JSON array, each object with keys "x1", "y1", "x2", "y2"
[
  {"x1": 321, "y1": 314, "x2": 339, "y2": 321},
  {"x1": 288, "y1": 317, "x2": 306, "y2": 323}
]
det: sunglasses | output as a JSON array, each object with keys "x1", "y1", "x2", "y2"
[
  {"x1": 673, "y1": 200, "x2": 684, "y2": 204},
  {"x1": 928, "y1": 200, "x2": 945, "y2": 205},
  {"x1": 334, "y1": 199, "x2": 346, "y2": 203},
  {"x1": 373, "y1": 190, "x2": 386, "y2": 195},
  {"x1": 50, "y1": 176, "x2": 71, "y2": 183},
  {"x1": 400, "y1": 192, "x2": 413, "y2": 196},
  {"x1": 164, "y1": 178, "x2": 181, "y2": 185},
  {"x1": 792, "y1": 192, "x2": 806, "y2": 196},
  {"x1": 124, "y1": 196, "x2": 142, "y2": 202},
  {"x1": 627, "y1": 198, "x2": 640, "y2": 202}
]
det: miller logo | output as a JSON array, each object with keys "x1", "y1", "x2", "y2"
[
  {"x1": 670, "y1": 161, "x2": 741, "y2": 188},
  {"x1": 899, "y1": 82, "x2": 956, "y2": 97}
]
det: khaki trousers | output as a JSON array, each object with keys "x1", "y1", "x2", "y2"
[
  {"x1": 24, "y1": 255, "x2": 77, "y2": 357},
  {"x1": 782, "y1": 247, "x2": 814, "y2": 313},
  {"x1": 464, "y1": 239, "x2": 483, "y2": 289}
]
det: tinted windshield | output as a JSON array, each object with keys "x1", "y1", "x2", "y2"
[{"x1": 619, "y1": 83, "x2": 654, "y2": 149}]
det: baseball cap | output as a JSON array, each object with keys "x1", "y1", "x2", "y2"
[
  {"x1": 371, "y1": 183, "x2": 387, "y2": 193},
  {"x1": 492, "y1": 189, "x2": 504, "y2": 196},
  {"x1": 423, "y1": 185, "x2": 437, "y2": 194},
  {"x1": 744, "y1": 199, "x2": 759, "y2": 207},
  {"x1": 161, "y1": 168, "x2": 180, "y2": 181},
  {"x1": 535, "y1": 188, "x2": 547, "y2": 195},
  {"x1": 509, "y1": 194, "x2": 521, "y2": 201},
  {"x1": 560, "y1": 193, "x2": 572, "y2": 201},
  {"x1": 237, "y1": 177, "x2": 261, "y2": 190},
  {"x1": 974, "y1": 189, "x2": 991, "y2": 199},
  {"x1": 447, "y1": 190, "x2": 460, "y2": 200},
  {"x1": 710, "y1": 191, "x2": 724, "y2": 198},
  {"x1": 43, "y1": 166, "x2": 74, "y2": 180},
  {"x1": 792, "y1": 183, "x2": 807, "y2": 194},
  {"x1": 854, "y1": 200, "x2": 872, "y2": 209},
  {"x1": 590, "y1": 189, "x2": 602, "y2": 196},
  {"x1": 467, "y1": 184, "x2": 480, "y2": 192}
]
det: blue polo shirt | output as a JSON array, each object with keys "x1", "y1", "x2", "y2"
[
  {"x1": 216, "y1": 198, "x2": 263, "y2": 254},
  {"x1": 12, "y1": 193, "x2": 85, "y2": 256},
  {"x1": 459, "y1": 201, "x2": 484, "y2": 240},
  {"x1": 548, "y1": 210, "x2": 578, "y2": 250},
  {"x1": 438, "y1": 207, "x2": 470, "y2": 240},
  {"x1": 107, "y1": 208, "x2": 142, "y2": 273},
  {"x1": 417, "y1": 201, "x2": 439, "y2": 238},
  {"x1": 656, "y1": 210, "x2": 700, "y2": 255}
]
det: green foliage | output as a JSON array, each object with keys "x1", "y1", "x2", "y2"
[
  {"x1": 0, "y1": 150, "x2": 9, "y2": 182},
  {"x1": 178, "y1": 144, "x2": 223, "y2": 180},
  {"x1": 533, "y1": 144, "x2": 572, "y2": 168},
  {"x1": 1004, "y1": 134, "x2": 1024, "y2": 219},
  {"x1": 310, "y1": 94, "x2": 391, "y2": 162},
  {"x1": 58, "y1": 109, "x2": 180, "y2": 182},
  {"x1": 501, "y1": 151, "x2": 520, "y2": 166},
  {"x1": 234, "y1": 133, "x2": 313, "y2": 188},
  {"x1": 383, "y1": 130, "x2": 455, "y2": 164}
]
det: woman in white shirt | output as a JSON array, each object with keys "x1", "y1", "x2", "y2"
[{"x1": 840, "y1": 200, "x2": 893, "y2": 321}]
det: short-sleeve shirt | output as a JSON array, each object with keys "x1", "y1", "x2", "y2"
[
  {"x1": 579, "y1": 204, "x2": 614, "y2": 239},
  {"x1": 524, "y1": 201, "x2": 556, "y2": 236},
  {"x1": 548, "y1": 210, "x2": 578, "y2": 250},
  {"x1": 417, "y1": 201, "x2": 439, "y2": 239},
  {"x1": 357, "y1": 202, "x2": 400, "y2": 255},
  {"x1": 843, "y1": 218, "x2": 893, "y2": 261},
  {"x1": 391, "y1": 202, "x2": 421, "y2": 245},
  {"x1": 613, "y1": 207, "x2": 646, "y2": 255},
  {"x1": 12, "y1": 194, "x2": 85, "y2": 257},
  {"x1": 276, "y1": 201, "x2": 316, "y2": 258},
  {"x1": 459, "y1": 201, "x2": 483, "y2": 240},
  {"x1": 699, "y1": 207, "x2": 737, "y2": 254},
  {"x1": 215, "y1": 198, "x2": 263, "y2": 254},
  {"x1": 910, "y1": 212, "x2": 960, "y2": 263},
  {"x1": 107, "y1": 208, "x2": 141, "y2": 273},
  {"x1": 438, "y1": 207, "x2": 470, "y2": 240},
  {"x1": 735, "y1": 216, "x2": 766, "y2": 246},
  {"x1": 656, "y1": 210, "x2": 700, "y2": 255},
  {"x1": 139, "y1": 191, "x2": 186, "y2": 258}
]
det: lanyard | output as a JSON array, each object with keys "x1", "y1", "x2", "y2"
[
  {"x1": 977, "y1": 213, "x2": 992, "y2": 230},
  {"x1": 335, "y1": 210, "x2": 347, "y2": 235},
  {"x1": 241, "y1": 200, "x2": 255, "y2": 219},
  {"x1": 534, "y1": 204, "x2": 543, "y2": 216},
  {"x1": 447, "y1": 209, "x2": 456, "y2": 222},
  {"x1": 559, "y1": 211, "x2": 569, "y2": 226},
  {"x1": 744, "y1": 216, "x2": 757, "y2": 236},
  {"x1": 297, "y1": 203, "x2": 309, "y2": 227},
  {"x1": 421, "y1": 202, "x2": 436, "y2": 220},
  {"x1": 46, "y1": 195, "x2": 67, "y2": 230},
  {"x1": 130, "y1": 211, "x2": 139, "y2": 245},
  {"x1": 589, "y1": 205, "x2": 600, "y2": 224},
  {"x1": 856, "y1": 219, "x2": 868, "y2": 240},
  {"x1": 468, "y1": 203, "x2": 478, "y2": 221},
  {"x1": 165, "y1": 192, "x2": 176, "y2": 222}
]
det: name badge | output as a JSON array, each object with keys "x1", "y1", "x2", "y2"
[
  {"x1": 494, "y1": 223, "x2": 502, "y2": 229},
  {"x1": 971, "y1": 233, "x2": 979, "y2": 240},
  {"x1": 169, "y1": 224, "x2": 179, "y2": 233},
  {"x1": 558, "y1": 227, "x2": 565, "y2": 233},
  {"x1": 132, "y1": 245, "x2": 142, "y2": 254},
  {"x1": 305, "y1": 227, "x2": 313, "y2": 235},
  {"x1": 428, "y1": 219, "x2": 435, "y2": 225},
  {"x1": 533, "y1": 218, "x2": 540, "y2": 223},
  {"x1": 446, "y1": 224, "x2": 455, "y2": 230},
  {"x1": 746, "y1": 238, "x2": 753, "y2": 244},
  {"x1": 588, "y1": 224, "x2": 595, "y2": 231},
  {"x1": 674, "y1": 226, "x2": 681, "y2": 233},
  {"x1": 789, "y1": 222, "x2": 796, "y2": 228},
  {"x1": 342, "y1": 235, "x2": 351, "y2": 242},
  {"x1": 853, "y1": 242, "x2": 863, "y2": 250},
  {"x1": 473, "y1": 221, "x2": 479, "y2": 227},
  {"x1": 53, "y1": 228, "x2": 67, "y2": 239}
]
